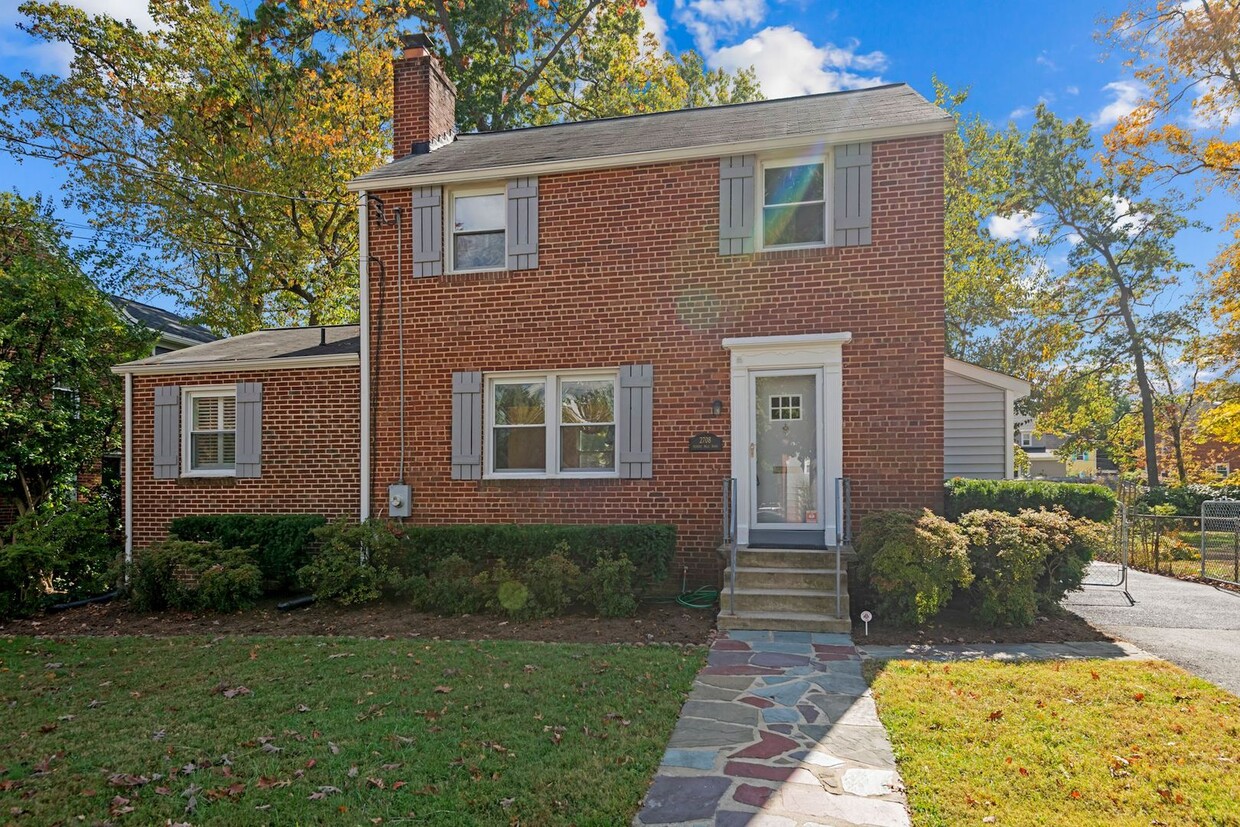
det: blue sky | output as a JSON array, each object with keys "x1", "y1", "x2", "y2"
[{"x1": 0, "y1": 0, "x2": 1231, "y2": 314}]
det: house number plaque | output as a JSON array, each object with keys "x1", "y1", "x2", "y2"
[{"x1": 688, "y1": 432, "x2": 724, "y2": 452}]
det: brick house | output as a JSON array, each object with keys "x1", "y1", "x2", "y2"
[{"x1": 114, "y1": 37, "x2": 1023, "y2": 619}]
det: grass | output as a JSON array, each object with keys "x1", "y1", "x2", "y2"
[
  {"x1": 866, "y1": 658, "x2": 1240, "y2": 827},
  {"x1": 0, "y1": 635, "x2": 705, "y2": 825}
]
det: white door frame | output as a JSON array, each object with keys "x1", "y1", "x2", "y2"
[
  {"x1": 749, "y1": 368, "x2": 824, "y2": 531},
  {"x1": 723, "y1": 333, "x2": 850, "y2": 546}
]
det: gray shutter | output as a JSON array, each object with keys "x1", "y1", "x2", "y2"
[
  {"x1": 618, "y1": 365, "x2": 654, "y2": 479},
  {"x1": 451, "y1": 371, "x2": 482, "y2": 480},
  {"x1": 411, "y1": 185, "x2": 443, "y2": 277},
  {"x1": 719, "y1": 155, "x2": 755, "y2": 255},
  {"x1": 833, "y1": 142, "x2": 872, "y2": 246},
  {"x1": 235, "y1": 382, "x2": 262, "y2": 478},
  {"x1": 506, "y1": 177, "x2": 538, "y2": 270},
  {"x1": 152, "y1": 386, "x2": 180, "y2": 479}
]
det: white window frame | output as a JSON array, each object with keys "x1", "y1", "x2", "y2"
[
  {"x1": 756, "y1": 152, "x2": 831, "y2": 252},
  {"x1": 484, "y1": 370, "x2": 619, "y2": 480},
  {"x1": 1019, "y1": 431, "x2": 1034, "y2": 448},
  {"x1": 447, "y1": 184, "x2": 507, "y2": 274},
  {"x1": 1216, "y1": 463, "x2": 1231, "y2": 477},
  {"x1": 182, "y1": 386, "x2": 237, "y2": 478}
]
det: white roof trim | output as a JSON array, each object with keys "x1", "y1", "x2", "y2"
[
  {"x1": 723, "y1": 332, "x2": 853, "y2": 351},
  {"x1": 348, "y1": 120, "x2": 952, "y2": 192},
  {"x1": 112, "y1": 353, "x2": 359, "y2": 377},
  {"x1": 945, "y1": 356, "x2": 1031, "y2": 396}
]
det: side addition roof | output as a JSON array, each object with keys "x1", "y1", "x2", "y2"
[
  {"x1": 350, "y1": 84, "x2": 953, "y2": 190},
  {"x1": 113, "y1": 325, "x2": 360, "y2": 376},
  {"x1": 109, "y1": 295, "x2": 218, "y2": 346}
]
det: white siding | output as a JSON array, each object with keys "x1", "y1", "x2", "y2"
[{"x1": 944, "y1": 371, "x2": 1007, "y2": 479}]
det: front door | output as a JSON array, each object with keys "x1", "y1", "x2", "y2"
[{"x1": 751, "y1": 371, "x2": 822, "y2": 530}]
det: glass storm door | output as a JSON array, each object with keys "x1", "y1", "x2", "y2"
[{"x1": 752, "y1": 372, "x2": 822, "y2": 529}]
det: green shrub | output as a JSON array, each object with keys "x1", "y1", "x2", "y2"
[
  {"x1": 1016, "y1": 508, "x2": 1108, "y2": 609},
  {"x1": 522, "y1": 550, "x2": 584, "y2": 619},
  {"x1": 0, "y1": 499, "x2": 118, "y2": 619},
  {"x1": 169, "y1": 514, "x2": 326, "y2": 589},
  {"x1": 586, "y1": 551, "x2": 639, "y2": 618},
  {"x1": 395, "y1": 524, "x2": 675, "y2": 584},
  {"x1": 853, "y1": 510, "x2": 972, "y2": 626},
  {"x1": 297, "y1": 519, "x2": 399, "y2": 606},
  {"x1": 957, "y1": 510, "x2": 1049, "y2": 627},
  {"x1": 1136, "y1": 484, "x2": 1240, "y2": 517},
  {"x1": 410, "y1": 554, "x2": 488, "y2": 615},
  {"x1": 945, "y1": 478, "x2": 1116, "y2": 522},
  {"x1": 131, "y1": 539, "x2": 262, "y2": 613}
]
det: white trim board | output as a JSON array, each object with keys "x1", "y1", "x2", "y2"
[
  {"x1": 944, "y1": 356, "x2": 1030, "y2": 396},
  {"x1": 723, "y1": 332, "x2": 851, "y2": 547},
  {"x1": 347, "y1": 121, "x2": 952, "y2": 192},
  {"x1": 112, "y1": 353, "x2": 359, "y2": 376}
]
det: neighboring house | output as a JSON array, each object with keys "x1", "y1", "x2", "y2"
[
  {"x1": 1016, "y1": 418, "x2": 1098, "y2": 480},
  {"x1": 113, "y1": 36, "x2": 1022, "y2": 602},
  {"x1": 944, "y1": 358, "x2": 1030, "y2": 480},
  {"x1": 109, "y1": 295, "x2": 218, "y2": 355}
]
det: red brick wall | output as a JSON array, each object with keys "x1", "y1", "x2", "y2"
[
  {"x1": 129, "y1": 367, "x2": 360, "y2": 550},
  {"x1": 363, "y1": 135, "x2": 946, "y2": 585},
  {"x1": 392, "y1": 48, "x2": 456, "y2": 158}
]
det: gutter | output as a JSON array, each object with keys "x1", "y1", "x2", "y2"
[
  {"x1": 359, "y1": 191, "x2": 371, "y2": 522},
  {"x1": 123, "y1": 372, "x2": 132, "y2": 575},
  {"x1": 111, "y1": 352, "x2": 358, "y2": 377}
]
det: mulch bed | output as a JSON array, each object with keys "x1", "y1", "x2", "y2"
[
  {"x1": 851, "y1": 606, "x2": 1112, "y2": 646},
  {"x1": 0, "y1": 597, "x2": 718, "y2": 645}
]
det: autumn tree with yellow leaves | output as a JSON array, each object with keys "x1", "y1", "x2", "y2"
[{"x1": 0, "y1": 0, "x2": 758, "y2": 334}]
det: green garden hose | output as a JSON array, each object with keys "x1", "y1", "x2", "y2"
[{"x1": 675, "y1": 585, "x2": 719, "y2": 610}]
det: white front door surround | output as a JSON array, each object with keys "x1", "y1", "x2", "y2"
[{"x1": 722, "y1": 333, "x2": 850, "y2": 547}]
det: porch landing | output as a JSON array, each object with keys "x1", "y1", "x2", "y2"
[{"x1": 718, "y1": 545, "x2": 854, "y2": 635}]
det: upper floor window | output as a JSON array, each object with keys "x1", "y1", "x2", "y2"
[
  {"x1": 761, "y1": 159, "x2": 826, "y2": 249},
  {"x1": 184, "y1": 388, "x2": 236, "y2": 475},
  {"x1": 450, "y1": 188, "x2": 505, "y2": 272},
  {"x1": 1019, "y1": 431, "x2": 1034, "y2": 448},
  {"x1": 1216, "y1": 463, "x2": 1231, "y2": 478},
  {"x1": 488, "y1": 372, "x2": 617, "y2": 477},
  {"x1": 1075, "y1": 451, "x2": 1089, "y2": 462}
]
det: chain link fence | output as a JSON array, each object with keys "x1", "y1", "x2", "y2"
[{"x1": 1201, "y1": 498, "x2": 1240, "y2": 586}]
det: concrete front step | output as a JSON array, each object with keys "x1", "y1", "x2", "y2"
[
  {"x1": 716, "y1": 609, "x2": 852, "y2": 634},
  {"x1": 725, "y1": 565, "x2": 842, "y2": 591},
  {"x1": 735, "y1": 547, "x2": 846, "y2": 569},
  {"x1": 719, "y1": 587, "x2": 848, "y2": 616}
]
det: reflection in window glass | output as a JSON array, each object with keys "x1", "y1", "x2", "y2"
[
  {"x1": 762, "y1": 163, "x2": 825, "y2": 247},
  {"x1": 560, "y1": 379, "x2": 615, "y2": 471},
  {"x1": 453, "y1": 193, "x2": 505, "y2": 271}
]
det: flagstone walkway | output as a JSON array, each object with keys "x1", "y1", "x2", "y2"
[{"x1": 634, "y1": 631, "x2": 909, "y2": 827}]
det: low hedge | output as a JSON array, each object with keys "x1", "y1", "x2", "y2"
[
  {"x1": 1136, "y1": 484, "x2": 1240, "y2": 517},
  {"x1": 944, "y1": 478, "x2": 1116, "y2": 523},
  {"x1": 168, "y1": 514, "x2": 326, "y2": 589},
  {"x1": 394, "y1": 523, "x2": 676, "y2": 583}
]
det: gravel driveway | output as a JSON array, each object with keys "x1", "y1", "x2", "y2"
[{"x1": 1065, "y1": 567, "x2": 1240, "y2": 696}]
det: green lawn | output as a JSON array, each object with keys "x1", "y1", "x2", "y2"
[
  {"x1": 0, "y1": 635, "x2": 704, "y2": 825},
  {"x1": 867, "y1": 659, "x2": 1240, "y2": 827}
]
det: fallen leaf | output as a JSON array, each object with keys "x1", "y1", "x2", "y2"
[
  {"x1": 987, "y1": 710, "x2": 1004, "y2": 722},
  {"x1": 433, "y1": 685, "x2": 452, "y2": 694},
  {"x1": 328, "y1": 741, "x2": 341, "y2": 755},
  {"x1": 500, "y1": 797, "x2": 516, "y2": 808},
  {"x1": 108, "y1": 773, "x2": 150, "y2": 788},
  {"x1": 222, "y1": 686, "x2": 252, "y2": 699}
]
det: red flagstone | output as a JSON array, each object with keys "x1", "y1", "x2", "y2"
[
  {"x1": 711, "y1": 639, "x2": 753, "y2": 651},
  {"x1": 724, "y1": 761, "x2": 795, "y2": 782},
  {"x1": 813, "y1": 644, "x2": 856, "y2": 655},
  {"x1": 732, "y1": 783, "x2": 775, "y2": 807},
  {"x1": 730, "y1": 730, "x2": 798, "y2": 759},
  {"x1": 738, "y1": 695, "x2": 774, "y2": 709},
  {"x1": 701, "y1": 665, "x2": 784, "y2": 676}
]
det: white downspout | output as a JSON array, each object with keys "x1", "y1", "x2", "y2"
[
  {"x1": 359, "y1": 191, "x2": 371, "y2": 522},
  {"x1": 123, "y1": 371, "x2": 133, "y2": 574}
]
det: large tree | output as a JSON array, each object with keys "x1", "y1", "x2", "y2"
[
  {"x1": 0, "y1": 0, "x2": 759, "y2": 334},
  {"x1": 1009, "y1": 106, "x2": 1192, "y2": 487},
  {"x1": 0, "y1": 192, "x2": 153, "y2": 516},
  {"x1": 1103, "y1": 0, "x2": 1240, "y2": 362}
]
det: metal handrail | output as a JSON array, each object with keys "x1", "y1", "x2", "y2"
[
  {"x1": 833, "y1": 477, "x2": 852, "y2": 619},
  {"x1": 722, "y1": 477, "x2": 738, "y2": 615}
]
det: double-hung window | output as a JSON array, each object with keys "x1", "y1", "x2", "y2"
[
  {"x1": 184, "y1": 388, "x2": 237, "y2": 475},
  {"x1": 1019, "y1": 431, "x2": 1034, "y2": 448},
  {"x1": 760, "y1": 158, "x2": 827, "y2": 249},
  {"x1": 488, "y1": 372, "x2": 617, "y2": 477},
  {"x1": 450, "y1": 187, "x2": 506, "y2": 272}
]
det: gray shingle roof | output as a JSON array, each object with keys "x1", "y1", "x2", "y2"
[
  {"x1": 109, "y1": 295, "x2": 218, "y2": 344},
  {"x1": 115, "y1": 325, "x2": 360, "y2": 371},
  {"x1": 350, "y1": 83, "x2": 951, "y2": 188}
]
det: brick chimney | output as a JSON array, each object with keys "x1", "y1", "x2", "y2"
[{"x1": 392, "y1": 33, "x2": 457, "y2": 159}]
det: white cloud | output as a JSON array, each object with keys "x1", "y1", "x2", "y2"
[
  {"x1": 709, "y1": 26, "x2": 886, "y2": 98},
  {"x1": 638, "y1": 1, "x2": 671, "y2": 53},
  {"x1": 674, "y1": 0, "x2": 767, "y2": 52},
  {"x1": 1092, "y1": 80, "x2": 1144, "y2": 128},
  {"x1": 1106, "y1": 195, "x2": 1151, "y2": 237},
  {"x1": 1009, "y1": 105, "x2": 1034, "y2": 120},
  {"x1": 59, "y1": 0, "x2": 156, "y2": 31},
  {"x1": 988, "y1": 212, "x2": 1042, "y2": 242},
  {"x1": 1, "y1": 0, "x2": 156, "y2": 76},
  {"x1": 0, "y1": 34, "x2": 74, "y2": 75},
  {"x1": 1065, "y1": 85, "x2": 1079, "y2": 96},
  {"x1": 1036, "y1": 52, "x2": 1057, "y2": 71}
]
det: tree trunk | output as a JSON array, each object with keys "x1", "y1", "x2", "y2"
[{"x1": 1115, "y1": 285, "x2": 1161, "y2": 487}]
